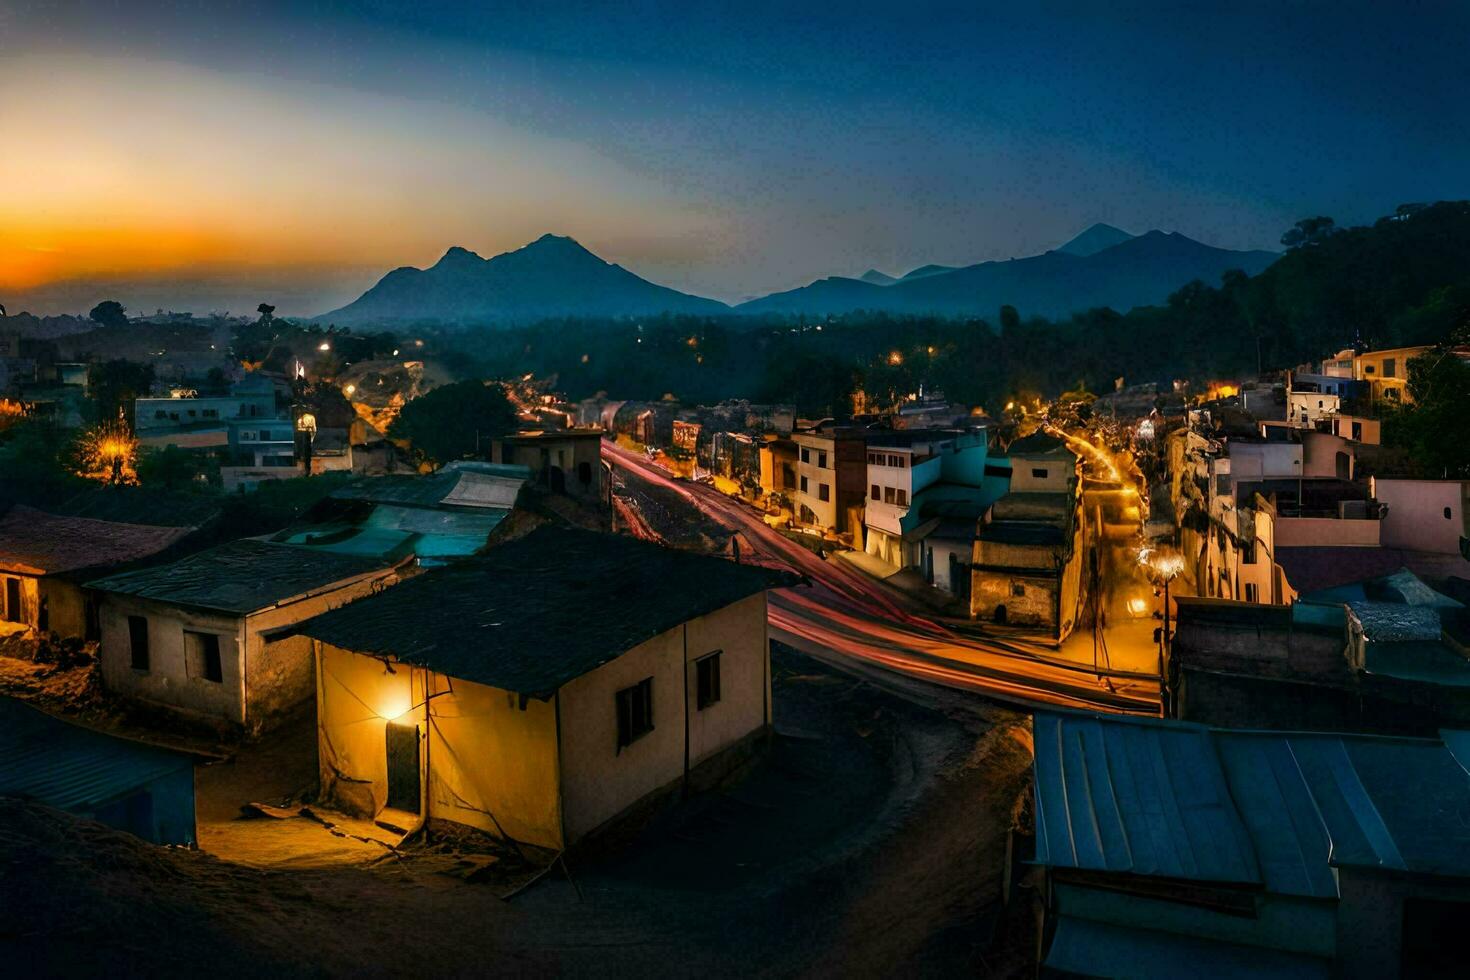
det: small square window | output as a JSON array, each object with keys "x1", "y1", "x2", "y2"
[
  {"x1": 800, "y1": 448, "x2": 810, "y2": 463},
  {"x1": 818, "y1": 483, "x2": 830, "y2": 502},
  {"x1": 615, "y1": 677, "x2": 654, "y2": 748},
  {"x1": 1031, "y1": 467, "x2": 1048, "y2": 479},
  {"x1": 696, "y1": 652, "x2": 722, "y2": 710},
  {"x1": 1010, "y1": 582, "x2": 1025, "y2": 597},
  {"x1": 896, "y1": 489, "x2": 908, "y2": 506}
]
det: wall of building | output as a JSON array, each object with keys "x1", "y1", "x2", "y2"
[
  {"x1": 683, "y1": 593, "x2": 769, "y2": 768},
  {"x1": 38, "y1": 578, "x2": 89, "y2": 637},
  {"x1": 315, "y1": 643, "x2": 565, "y2": 849},
  {"x1": 1333, "y1": 871, "x2": 1470, "y2": 980},
  {"x1": 1374, "y1": 479, "x2": 1469, "y2": 554},
  {"x1": 793, "y1": 434, "x2": 839, "y2": 530},
  {"x1": 1299, "y1": 431, "x2": 1354, "y2": 479},
  {"x1": 1228, "y1": 443, "x2": 1302, "y2": 481},
  {"x1": 98, "y1": 595, "x2": 246, "y2": 724},
  {"x1": 926, "y1": 538, "x2": 970, "y2": 594},
  {"x1": 1007, "y1": 453, "x2": 1074, "y2": 493},
  {"x1": 1287, "y1": 390, "x2": 1340, "y2": 426},
  {"x1": 1274, "y1": 516, "x2": 1381, "y2": 548},
  {"x1": 558, "y1": 623, "x2": 687, "y2": 843},
  {"x1": 1, "y1": 572, "x2": 40, "y2": 631}
]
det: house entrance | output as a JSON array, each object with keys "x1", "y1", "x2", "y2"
[{"x1": 385, "y1": 722, "x2": 421, "y2": 814}]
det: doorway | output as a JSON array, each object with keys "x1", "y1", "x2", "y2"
[
  {"x1": 3, "y1": 577, "x2": 20, "y2": 623},
  {"x1": 385, "y1": 722, "x2": 421, "y2": 814}
]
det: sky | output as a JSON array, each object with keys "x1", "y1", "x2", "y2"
[{"x1": 2, "y1": 0, "x2": 1468, "y2": 315}]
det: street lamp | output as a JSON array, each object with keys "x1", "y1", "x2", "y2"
[{"x1": 1137, "y1": 545, "x2": 1184, "y2": 679}]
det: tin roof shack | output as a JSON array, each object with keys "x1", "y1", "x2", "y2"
[
  {"x1": 0, "y1": 696, "x2": 196, "y2": 845},
  {"x1": 89, "y1": 541, "x2": 406, "y2": 734},
  {"x1": 0, "y1": 505, "x2": 193, "y2": 639},
  {"x1": 1170, "y1": 571, "x2": 1470, "y2": 734},
  {"x1": 490, "y1": 429, "x2": 605, "y2": 506},
  {"x1": 281, "y1": 527, "x2": 791, "y2": 851},
  {"x1": 1029, "y1": 710, "x2": 1470, "y2": 980}
]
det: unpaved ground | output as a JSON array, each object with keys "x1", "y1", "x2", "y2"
[{"x1": 1, "y1": 647, "x2": 1033, "y2": 978}]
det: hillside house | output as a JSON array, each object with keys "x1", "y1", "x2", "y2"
[
  {"x1": 280, "y1": 527, "x2": 789, "y2": 850},
  {"x1": 89, "y1": 540, "x2": 405, "y2": 733},
  {"x1": 791, "y1": 423, "x2": 868, "y2": 540},
  {"x1": 490, "y1": 429, "x2": 605, "y2": 505},
  {"x1": 0, "y1": 505, "x2": 192, "y2": 639}
]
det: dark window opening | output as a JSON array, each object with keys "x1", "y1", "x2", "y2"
[
  {"x1": 1031, "y1": 467, "x2": 1048, "y2": 479},
  {"x1": 884, "y1": 486, "x2": 896, "y2": 504},
  {"x1": 800, "y1": 448, "x2": 810, "y2": 463},
  {"x1": 128, "y1": 615, "x2": 150, "y2": 671},
  {"x1": 818, "y1": 483, "x2": 830, "y2": 502},
  {"x1": 1011, "y1": 582, "x2": 1026, "y2": 597},
  {"x1": 578, "y1": 461, "x2": 592, "y2": 484},
  {"x1": 871, "y1": 484, "x2": 880, "y2": 500},
  {"x1": 896, "y1": 489, "x2": 908, "y2": 506},
  {"x1": 186, "y1": 631, "x2": 223, "y2": 683},
  {"x1": 1446, "y1": 507, "x2": 1454, "y2": 520},
  {"x1": 2, "y1": 577, "x2": 19, "y2": 623},
  {"x1": 817, "y1": 451, "x2": 827, "y2": 468},
  {"x1": 696, "y1": 652, "x2": 722, "y2": 710},
  {"x1": 616, "y1": 677, "x2": 654, "y2": 748},
  {"x1": 799, "y1": 475, "x2": 808, "y2": 493},
  {"x1": 385, "y1": 722, "x2": 421, "y2": 813}
]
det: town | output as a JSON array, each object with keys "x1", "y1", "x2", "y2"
[{"x1": 4, "y1": 4, "x2": 1469, "y2": 976}]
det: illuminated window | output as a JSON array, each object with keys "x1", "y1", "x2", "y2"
[
  {"x1": 127, "y1": 615, "x2": 150, "y2": 671},
  {"x1": 696, "y1": 652, "x2": 722, "y2": 710},
  {"x1": 616, "y1": 677, "x2": 654, "y2": 749}
]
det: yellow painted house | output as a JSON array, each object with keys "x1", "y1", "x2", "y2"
[{"x1": 279, "y1": 526, "x2": 791, "y2": 851}]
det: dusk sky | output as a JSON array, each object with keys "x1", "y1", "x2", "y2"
[{"x1": 3, "y1": 1, "x2": 1468, "y2": 314}]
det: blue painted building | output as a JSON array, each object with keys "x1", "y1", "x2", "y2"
[{"x1": 0, "y1": 697, "x2": 196, "y2": 845}]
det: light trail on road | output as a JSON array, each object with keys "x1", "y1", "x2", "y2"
[{"x1": 605, "y1": 441, "x2": 1160, "y2": 715}]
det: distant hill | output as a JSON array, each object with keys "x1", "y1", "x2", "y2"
[
  {"x1": 319, "y1": 234, "x2": 729, "y2": 325},
  {"x1": 735, "y1": 229, "x2": 1277, "y2": 318},
  {"x1": 901, "y1": 264, "x2": 959, "y2": 281},
  {"x1": 858, "y1": 269, "x2": 898, "y2": 286},
  {"x1": 1056, "y1": 222, "x2": 1135, "y2": 257}
]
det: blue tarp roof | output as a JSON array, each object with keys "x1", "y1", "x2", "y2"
[
  {"x1": 1035, "y1": 712, "x2": 1470, "y2": 897},
  {"x1": 0, "y1": 697, "x2": 194, "y2": 811},
  {"x1": 1044, "y1": 916, "x2": 1331, "y2": 980}
]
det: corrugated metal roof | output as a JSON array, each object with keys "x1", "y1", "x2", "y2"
[
  {"x1": 0, "y1": 697, "x2": 193, "y2": 811},
  {"x1": 1037, "y1": 712, "x2": 1470, "y2": 895},
  {"x1": 1032, "y1": 713, "x2": 1261, "y2": 884}
]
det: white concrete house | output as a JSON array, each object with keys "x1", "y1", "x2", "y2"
[{"x1": 89, "y1": 540, "x2": 405, "y2": 732}]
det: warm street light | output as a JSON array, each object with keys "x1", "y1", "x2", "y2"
[{"x1": 887, "y1": 350, "x2": 903, "y2": 365}]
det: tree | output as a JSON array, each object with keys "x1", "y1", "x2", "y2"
[
  {"x1": 387, "y1": 380, "x2": 518, "y2": 467},
  {"x1": 256, "y1": 302, "x2": 276, "y2": 321},
  {"x1": 86, "y1": 360, "x2": 155, "y2": 426},
  {"x1": 1280, "y1": 216, "x2": 1337, "y2": 250},
  {"x1": 88, "y1": 300, "x2": 128, "y2": 328},
  {"x1": 137, "y1": 445, "x2": 214, "y2": 489},
  {"x1": 1383, "y1": 346, "x2": 1470, "y2": 478}
]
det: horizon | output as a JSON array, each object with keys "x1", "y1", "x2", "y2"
[{"x1": 4, "y1": 1, "x2": 1468, "y2": 315}]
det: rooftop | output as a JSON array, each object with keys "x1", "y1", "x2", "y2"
[
  {"x1": 87, "y1": 539, "x2": 400, "y2": 615},
  {"x1": 330, "y1": 462, "x2": 529, "y2": 510},
  {"x1": 0, "y1": 505, "x2": 191, "y2": 577},
  {"x1": 0, "y1": 697, "x2": 194, "y2": 813},
  {"x1": 1003, "y1": 431, "x2": 1072, "y2": 457},
  {"x1": 279, "y1": 527, "x2": 795, "y2": 698},
  {"x1": 1035, "y1": 710, "x2": 1470, "y2": 897}
]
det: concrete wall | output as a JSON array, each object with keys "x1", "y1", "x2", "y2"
[
  {"x1": 1374, "y1": 479, "x2": 1469, "y2": 554},
  {"x1": 1228, "y1": 442, "x2": 1301, "y2": 480},
  {"x1": 927, "y1": 538, "x2": 970, "y2": 594},
  {"x1": 1007, "y1": 453, "x2": 1074, "y2": 493},
  {"x1": 86, "y1": 765, "x2": 197, "y2": 846},
  {"x1": 1334, "y1": 870, "x2": 1470, "y2": 980},
  {"x1": 98, "y1": 595, "x2": 246, "y2": 724},
  {"x1": 1274, "y1": 516, "x2": 1381, "y2": 547}
]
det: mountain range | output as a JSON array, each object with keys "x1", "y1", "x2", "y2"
[{"x1": 319, "y1": 223, "x2": 1278, "y2": 325}]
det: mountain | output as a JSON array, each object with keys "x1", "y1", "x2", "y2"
[
  {"x1": 858, "y1": 269, "x2": 898, "y2": 286},
  {"x1": 1056, "y1": 222, "x2": 1135, "y2": 257},
  {"x1": 901, "y1": 264, "x2": 959, "y2": 280},
  {"x1": 735, "y1": 230, "x2": 1277, "y2": 319},
  {"x1": 319, "y1": 234, "x2": 728, "y2": 325}
]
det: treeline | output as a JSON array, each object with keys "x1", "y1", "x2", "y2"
[{"x1": 442, "y1": 202, "x2": 1470, "y2": 415}]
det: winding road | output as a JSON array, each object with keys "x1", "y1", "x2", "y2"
[{"x1": 603, "y1": 441, "x2": 1160, "y2": 714}]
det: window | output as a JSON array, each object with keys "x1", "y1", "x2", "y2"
[
  {"x1": 259, "y1": 429, "x2": 272, "y2": 440},
  {"x1": 154, "y1": 410, "x2": 167, "y2": 420},
  {"x1": 1242, "y1": 539, "x2": 1257, "y2": 564},
  {"x1": 185, "y1": 631, "x2": 223, "y2": 683},
  {"x1": 2, "y1": 577, "x2": 19, "y2": 623},
  {"x1": 1364, "y1": 364, "x2": 1376, "y2": 374},
  {"x1": 203, "y1": 408, "x2": 218, "y2": 419},
  {"x1": 615, "y1": 677, "x2": 654, "y2": 748},
  {"x1": 1010, "y1": 582, "x2": 1025, "y2": 597},
  {"x1": 871, "y1": 484, "x2": 880, "y2": 501},
  {"x1": 896, "y1": 489, "x2": 908, "y2": 506},
  {"x1": 696, "y1": 652, "x2": 722, "y2": 710},
  {"x1": 1446, "y1": 507, "x2": 1454, "y2": 520},
  {"x1": 800, "y1": 448, "x2": 810, "y2": 463},
  {"x1": 817, "y1": 451, "x2": 827, "y2": 469},
  {"x1": 1244, "y1": 583, "x2": 1259, "y2": 603},
  {"x1": 818, "y1": 483, "x2": 830, "y2": 502},
  {"x1": 127, "y1": 615, "x2": 150, "y2": 671},
  {"x1": 578, "y1": 461, "x2": 592, "y2": 484},
  {"x1": 884, "y1": 486, "x2": 896, "y2": 504},
  {"x1": 800, "y1": 475, "x2": 808, "y2": 493},
  {"x1": 1385, "y1": 387, "x2": 1400, "y2": 401},
  {"x1": 1032, "y1": 467, "x2": 1048, "y2": 479},
  {"x1": 1383, "y1": 358, "x2": 1396, "y2": 378}
]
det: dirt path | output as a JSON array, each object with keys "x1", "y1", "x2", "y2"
[{"x1": 2, "y1": 648, "x2": 1033, "y2": 978}]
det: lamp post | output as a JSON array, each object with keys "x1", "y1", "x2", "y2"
[{"x1": 1138, "y1": 546, "x2": 1184, "y2": 692}]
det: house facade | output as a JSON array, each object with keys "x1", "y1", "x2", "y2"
[
  {"x1": 89, "y1": 540, "x2": 404, "y2": 732},
  {"x1": 791, "y1": 425, "x2": 867, "y2": 539},
  {"x1": 283, "y1": 527, "x2": 787, "y2": 850},
  {"x1": 490, "y1": 429, "x2": 605, "y2": 505}
]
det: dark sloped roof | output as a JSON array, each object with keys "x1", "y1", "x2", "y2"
[
  {"x1": 1004, "y1": 431, "x2": 1071, "y2": 457},
  {"x1": 282, "y1": 527, "x2": 795, "y2": 697},
  {"x1": 0, "y1": 505, "x2": 191, "y2": 576},
  {"x1": 979, "y1": 522, "x2": 1065, "y2": 546},
  {"x1": 87, "y1": 539, "x2": 398, "y2": 615},
  {"x1": 53, "y1": 487, "x2": 221, "y2": 528},
  {"x1": 0, "y1": 697, "x2": 194, "y2": 811}
]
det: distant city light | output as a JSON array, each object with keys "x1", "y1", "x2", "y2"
[
  {"x1": 343, "y1": 384, "x2": 356, "y2": 396},
  {"x1": 318, "y1": 341, "x2": 331, "y2": 351},
  {"x1": 887, "y1": 350, "x2": 903, "y2": 365},
  {"x1": 1005, "y1": 401, "x2": 1016, "y2": 410},
  {"x1": 1127, "y1": 597, "x2": 1149, "y2": 616}
]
